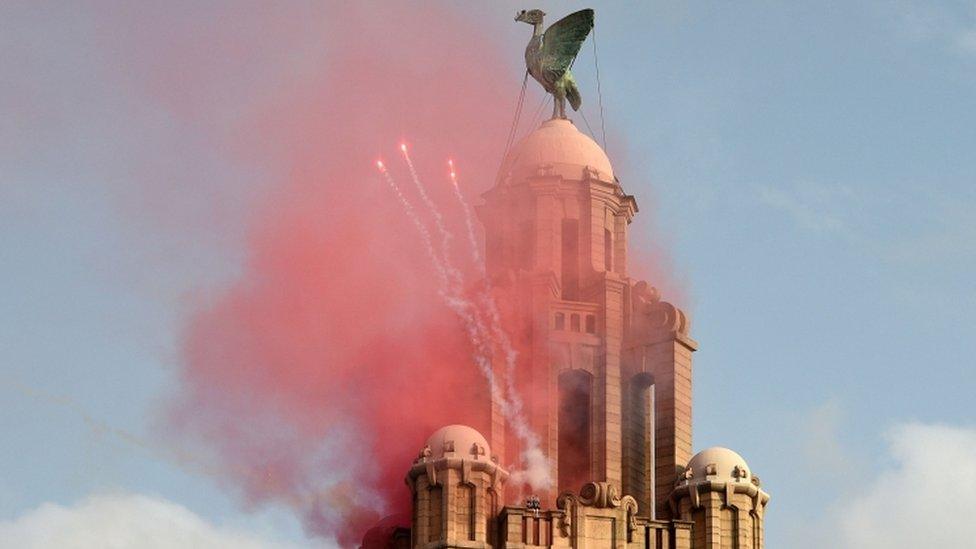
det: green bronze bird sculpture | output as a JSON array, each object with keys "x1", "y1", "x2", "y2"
[{"x1": 515, "y1": 8, "x2": 595, "y2": 119}]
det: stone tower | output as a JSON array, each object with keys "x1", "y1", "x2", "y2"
[
  {"x1": 362, "y1": 118, "x2": 769, "y2": 548},
  {"x1": 405, "y1": 425, "x2": 508, "y2": 548},
  {"x1": 479, "y1": 118, "x2": 695, "y2": 518},
  {"x1": 671, "y1": 448, "x2": 770, "y2": 548}
]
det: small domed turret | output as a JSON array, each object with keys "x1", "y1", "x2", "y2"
[
  {"x1": 671, "y1": 447, "x2": 770, "y2": 548},
  {"x1": 406, "y1": 425, "x2": 507, "y2": 546},
  {"x1": 682, "y1": 446, "x2": 752, "y2": 484},
  {"x1": 423, "y1": 424, "x2": 491, "y2": 461}
]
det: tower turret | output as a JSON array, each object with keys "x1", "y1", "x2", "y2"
[
  {"x1": 480, "y1": 117, "x2": 693, "y2": 519},
  {"x1": 670, "y1": 447, "x2": 770, "y2": 548},
  {"x1": 406, "y1": 425, "x2": 508, "y2": 547}
]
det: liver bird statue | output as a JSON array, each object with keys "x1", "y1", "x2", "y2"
[{"x1": 515, "y1": 8, "x2": 595, "y2": 120}]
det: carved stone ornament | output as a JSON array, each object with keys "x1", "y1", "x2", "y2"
[
  {"x1": 555, "y1": 492, "x2": 576, "y2": 537},
  {"x1": 582, "y1": 165, "x2": 600, "y2": 181},
  {"x1": 631, "y1": 281, "x2": 690, "y2": 335},
  {"x1": 646, "y1": 301, "x2": 690, "y2": 335},
  {"x1": 733, "y1": 465, "x2": 747, "y2": 481},
  {"x1": 622, "y1": 495, "x2": 639, "y2": 535},
  {"x1": 578, "y1": 481, "x2": 622, "y2": 508},
  {"x1": 470, "y1": 442, "x2": 486, "y2": 459}
]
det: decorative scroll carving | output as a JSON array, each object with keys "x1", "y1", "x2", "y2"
[
  {"x1": 578, "y1": 481, "x2": 622, "y2": 508},
  {"x1": 622, "y1": 495, "x2": 639, "y2": 535},
  {"x1": 631, "y1": 280, "x2": 690, "y2": 335},
  {"x1": 556, "y1": 492, "x2": 576, "y2": 537},
  {"x1": 633, "y1": 280, "x2": 661, "y2": 305}
]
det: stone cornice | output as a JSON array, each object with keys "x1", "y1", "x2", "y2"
[{"x1": 669, "y1": 479, "x2": 771, "y2": 512}]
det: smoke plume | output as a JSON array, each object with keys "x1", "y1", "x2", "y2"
[{"x1": 161, "y1": 2, "x2": 520, "y2": 545}]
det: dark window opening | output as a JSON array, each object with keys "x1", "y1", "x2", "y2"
[
  {"x1": 604, "y1": 228, "x2": 613, "y2": 272},
  {"x1": 627, "y1": 373, "x2": 655, "y2": 518},
  {"x1": 570, "y1": 314, "x2": 581, "y2": 332},
  {"x1": 554, "y1": 312, "x2": 565, "y2": 331},
  {"x1": 585, "y1": 314, "x2": 596, "y2": 334},
  {"x1": 558, "y1": 369, "x2": 593, "y2": 493},
  {"x1": 561, "y1": 219, "x2": 579, "y2": 300}
]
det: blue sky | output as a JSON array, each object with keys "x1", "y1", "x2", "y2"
[{"x1": 2, "y1": 1, "x2": 975, "y2": 547}]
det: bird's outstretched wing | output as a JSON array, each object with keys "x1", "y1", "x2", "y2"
[{"x1": 540, "y1": 8, "x2": 594, "y2": 86}]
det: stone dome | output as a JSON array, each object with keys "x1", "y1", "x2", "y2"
[
  {"x1": 683, "y1": 447, "x2": 752, "y2": 484},
  {"x1": 424, "y1": 424, "x2": 491, "y2": 461},
  {"x1": 499, "y1": 118, "x2": 614, "y2": 183}
]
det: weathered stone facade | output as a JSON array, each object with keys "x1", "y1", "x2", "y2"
[{"x1": 361, "y1": 119, "x2": 768, "y2": 548}]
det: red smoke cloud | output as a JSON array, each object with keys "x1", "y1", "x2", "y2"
[{"x1": 163, "y1": 2, "x2": 517, "y2": 545}]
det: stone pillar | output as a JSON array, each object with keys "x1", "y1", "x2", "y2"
[
  {"x1": 646, "y1": 325, "x2": 695, "y2": 517},
  {"x1": 625, "y1": 284, "x2": 695, "y2": 518}
]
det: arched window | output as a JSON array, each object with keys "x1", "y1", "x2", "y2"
[
  {"x1": 561, "y1": 219, "x2": 579, "y2": 300},
  {"x1": 626, "y1": 372, "x2": 655, "y2": 516},
  {"x1": 558, "y1": 369, "x2": 592, "y2": 493}
]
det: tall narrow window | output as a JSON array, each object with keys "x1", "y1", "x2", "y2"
[
  {"x1": 561, "y1": 219, "x2": 579, "y2": 300},
  {"x1": 519, "y1": 220, "x2": 535, "y2": 269},
  {"x1": 604, "y1": 228, "x2": 613, "y2": 272},
  {"x1": 626, "y1": 373, "x2": 654, "y2": 517},
  {"x1": 558, "y1": 369, "x2": 592, "y2": 493},
  {"x1": 428, "y1": 486, "x2": 443, "y2": 541}
]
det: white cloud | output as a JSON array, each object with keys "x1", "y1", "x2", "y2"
[
  {"x1": 892, "y1": 1, "x2": 976, "y2": 57},
  {"x1": 799, "y1": 399, "x2": 849, "y2": 474},
  {"x1": 838, "y1": 423, "x2": 976, "y2": 548},
  {"x1": 0, "y1": 493, "x2": 314, "y2": 549},
  {"x1": 757, "y1": 182, "x2": 854, "y2": 234}
]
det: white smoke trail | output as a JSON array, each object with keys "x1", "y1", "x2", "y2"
[
  {"x1": 400, "y1": 145, "x2": 460, "y2": 288},
  {"x1": 448, "y1": 161, "x2": 545, "y2": 490},
  {"x1": 382, "y1": 154, "x2": 495, "y2": 380},
  {"x1": 377, "y1": 161, "x2": 449, "y2": 289},
  {"x1": 448, "y1": 160, "x2": 483, "y2": 272},
  {"x1": 385, "y1": 152, "x2": 552, "y2": 491}
]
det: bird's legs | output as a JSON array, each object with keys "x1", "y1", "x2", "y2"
[{"x1": 551, "y1": 91, "x2": 567, "y2": 119}]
